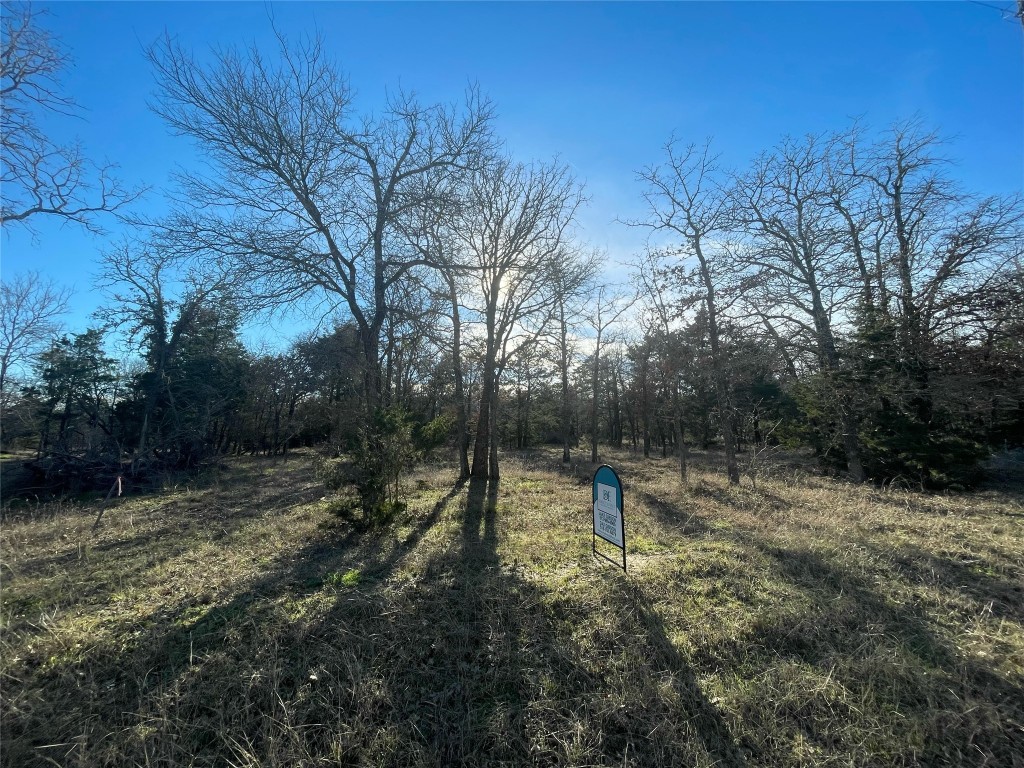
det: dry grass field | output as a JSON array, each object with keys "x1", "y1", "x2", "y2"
[{"x1": 1, "y1": 448, "x2": 1022, "y2": 767}]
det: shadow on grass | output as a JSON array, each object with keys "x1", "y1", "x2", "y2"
[
  {"x1": 700, "y1": 534, "x2": 1023, "y2": 766},
  {"x1": 630, "y1": 485, "x2": 720, "y2": 538},
  {"x1": 603, "y1": 577, "x2": 748, "y2": 766},
  {"x1": 2, "y1": 474, "x2": 462, "y2": 767},
  {"x1": 610, "y1": 461, "x2": 1022, "y2": 767},
  {"x1": 6, "y1": 472, "x2": 747, "y2": 767},
  {"x1": 5, "y1": 459, "x2": 333, "y2": 611},
  {"x1": 867, "y1": 539, "x2": 1024, "y2": 624},
  {"x1": 270, "y1": 476, "x2": 748, "y2": 766}
]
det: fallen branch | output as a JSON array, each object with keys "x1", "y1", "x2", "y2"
[{"x1": 91, "y1": 475, "x2": 123, "y2": 531}]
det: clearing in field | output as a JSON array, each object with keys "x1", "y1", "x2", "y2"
[{"x1": 2, "y1": 449, "x2": 1022, "y2": 767}]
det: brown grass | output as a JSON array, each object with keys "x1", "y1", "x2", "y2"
[{"x1": 1, "y1": 448, "x2": 1022, "y2": 767}]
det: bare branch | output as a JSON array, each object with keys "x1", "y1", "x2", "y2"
[
  {"x1": 1, "y1": 2, "x2": 143, "y2": 232},
  {"x1": 0, "y1": 269, "x2": 71, "y2": 395}
]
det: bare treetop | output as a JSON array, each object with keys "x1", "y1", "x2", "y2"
[
  {"x1": 1, "y1": 2, "x2": 74, "y2": 119},
  {"x1": 0, "y1": 269, "x2": 71, "y2": 395},
  {"x1": 1, "y1": 2, "x2": 142, "y2": 232},
  {"x1": 148, "y1": 30, "x2": 496, "y2": 411}
]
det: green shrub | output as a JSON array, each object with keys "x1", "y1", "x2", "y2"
[
  {"x1": 352, "y1": 407, "x2": 418, "y2": 520},
  {"x1": 311, "y1": 454, "x2": 356, "y2": 491},
  {"x1": 414, "y1": 411, "x2": 457, "y2": 459}
]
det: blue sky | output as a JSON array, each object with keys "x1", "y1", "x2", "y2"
[{"x1": 3, "y1": 1, "x2": 1022, "y2": 348}]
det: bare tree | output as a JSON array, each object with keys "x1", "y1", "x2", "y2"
[
  {"x1": 547, "y1": 248, "x2": 599, "y2": 464},
  {"x1": 404, "y1": 195, "x2": 477, "y2": 479},
  {"x1": 149, "y1": 31, "x2": 494, "y2": 414},
  {"x1": 1, "y1": 2, "x2": 139, "y2": 231},
  {"x1": 635, "y1": 140, "x2": 741, "y2": 484},
  {"x1": 729, "y1": 133, "x2": 868, "y2": 481},
  {"x1": 0, "y1": 270, "x2": 70, "y2": 400},
  {"x1": 632, "y1": 250, "x2": 690, "y2": 483},
  {"x1": 445, "y1": 265, "x2": 472, "y2": 479},
  {"x1": 848, "y1": 121, "x2": 1023, "y2": 426},
  {"x1": 585, "y1": 285, "x2": 635, "y2": 464},
  {"x1": 455, "y1": 155, "x2": 584, "y2": 479}
]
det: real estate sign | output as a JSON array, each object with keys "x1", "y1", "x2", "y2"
[{"x1": 592, "y1": 464, "x2": 626, "y2": 571}]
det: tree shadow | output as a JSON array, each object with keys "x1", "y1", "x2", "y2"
[
  {"x1": 631, "y1": 485, "x2": 720, "y2": 538},
  {"x1": 606, "y1": 471, "x2": 1021, "y2": 767},
  {"x1": 862, "y1": 539, "x2": 1024, "y2": 624},
  {"x1": 11, "y1": 464, "x2": 756, "y2": 767},
  {"x1": 695, "y1": 534, "x2": 1024, "y2": 766},
  {"x1": 2, "y1": 475, "x2": 461, "y2": 768},
  {"x1": 602, "y1": 575, "x2": 749, "y2": 766},
  {"x1": 274, "y1": 475, "x2": 747, "y2": 766},
  {"x1": 4, "y1": 461, "x2": 327, "y2": 609}
]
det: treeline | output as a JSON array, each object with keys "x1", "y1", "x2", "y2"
[
  {"x1": 1, "y1": 10, "x2": 1021, "y2": 500},
  {"x1": 630, "y1": 127, "x2": 1023, "y2": 488}
]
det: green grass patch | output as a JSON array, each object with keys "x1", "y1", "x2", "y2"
[{"x1": 326, "y1": 568, "x2": 362, "y2": 587}]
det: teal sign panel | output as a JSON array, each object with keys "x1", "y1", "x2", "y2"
[{"x1": 592, "y1": 464, "x2": 625, "y2": 571}]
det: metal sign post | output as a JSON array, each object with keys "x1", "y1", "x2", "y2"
[{"x1": 592, "y1": 464, "x2": 626, "y2": 572}]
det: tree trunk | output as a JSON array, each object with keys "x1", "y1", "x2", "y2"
[
  {"x1": 590, "y1": 329, "x2": 601, "y2": 464},
  {"x1": 524, "y1": 373, "x2": 532, "y2": 449},
  {"x1": 673, "y1": 386, "x2": 688, "y2": 484},
  {"x1": 610, "y1": 367, "x2": 622, "y2": 447},
  {"x1": 810, "y1": 281, "x2": 866, "y2": 483},
  {"x1": 488, "y1": 377, "x2": 500, "y2": 479},
  {"x1": 449, "y1": 278, "x2": 470, "y2": 481},
  {"x1": 471, "y1": 364, "x2": 493, "y2": 478},
  {"x1": 641, "y1": 355, "x2": 651, "y2": 458},
  {"x1": 361, "y1": 326, "x2": 381, "y2": 417},
  {"x1": 558, "y1": 302, "x2": 572, "y2": 464},
  {"x1": 561, "y1": 373, "x2": 571, "y2": 463},
  {"x1": 694, "y1": 239, "x2": 740, "y2": 485}
]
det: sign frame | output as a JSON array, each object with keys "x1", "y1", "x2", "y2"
[{"x1": 592, "y1": 464, "x2": 626, "y2": 572}]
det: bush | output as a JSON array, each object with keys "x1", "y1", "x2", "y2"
[
  {"x1": 313, "y1": 408, "x2": 423, "y2": 524},
  {"x1": 414, "y1": 411, "x2": 457, "y2": 459},
  {"x1": 311, "y1": 453, "x2": 357, "y2": 491},
  {"x1": 352, "y1": 407, "x2": 418, "y2": 520}
]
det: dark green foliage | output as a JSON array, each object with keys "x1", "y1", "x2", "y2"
[
  {"x1": 290, "y1": 324, "x2": 366, "y2": 450},
  {"x1": 25, "y1": 329, "x2": 121, "y2": 491},
  {"x1": 786, "y1": 373, "x2": 851, "y2": 464},
  {"x1": 836, "y1": 309, "x2": 989, "y2": 488},
  {"x1": 18, "y1": 303, "x2": 253, "y2": 495},
  {"x1": 414, "y1": 410, "x2": 456, "y2": 459},
  {"x1": 311, "y1": 453, "x2": 353, "y2": 492},
  {"x1": 310, "y1": 454, "x2": 362, "y2": 518},
  {"x1": 859, "y1": 412, "x2": 987, "y2": 489},
  {"x1": 161, "y1": 307, "x2": 248, "y2": 466},
  {"x1": 131, "y1": 305, "x2": 249, "y2": 468},
  {"x1": 35, "y1": 329, "x2": 118, "y2": 458},
  {"x1": 352, "y1": 407, "x2": 417, "y2": 523}
]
